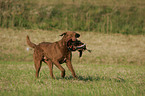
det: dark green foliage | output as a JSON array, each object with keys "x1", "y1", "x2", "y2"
[{"x1": 0, "y1": 0, "x2": 144, "y2": 35}]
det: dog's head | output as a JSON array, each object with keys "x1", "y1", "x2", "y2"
[
  {"x1": 60, "y1": 31, "x2": 89, "y2": 57},
  {"x1": 60, "y1": 31, "x2": 81, "y2": 50},
  {"x1": 60, "y1": 31, "x2": 80, "y2": 42}
]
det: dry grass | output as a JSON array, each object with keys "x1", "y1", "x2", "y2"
[
  {"x1": 79, "y1": 32, "x2": 145, "y2": 65},
  {"x1": 0, "y1": 28, "x2": 145, "y2": 65},
  {"x1": 31, "y1": 0, "x2": 145, "y2": 7}
]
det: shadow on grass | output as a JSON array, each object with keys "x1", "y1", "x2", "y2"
[
  {"x1": 62, "y1": 75, "x2": 125, "y2": 82},
  {"x1": 63, "y1": 75, "x2": 94, "y2": 81}
]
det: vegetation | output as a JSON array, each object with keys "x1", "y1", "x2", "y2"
[
  {"x1": 0, "y1": 0, "x2": 145, "y2": 35},
  {"x1": 0, "y1": 28, "x2": 145, "y2": 96},
  {"x1": 1, "y1": 29, "x2": 145, "y2": 65},
  {"x1": 0, "y1": 61, "x2": 145, "y2": 96},
  {"x1": 0, "y1": 0, "x2": 145, "y2": 95}
]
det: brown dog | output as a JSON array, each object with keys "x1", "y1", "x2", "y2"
[{"x1": 26, "y1": 31, "x2": 83, "y2": 79}]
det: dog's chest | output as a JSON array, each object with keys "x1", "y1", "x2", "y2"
[{"x1": 59, "y1": 57, "x2": 66, "y2": 64}]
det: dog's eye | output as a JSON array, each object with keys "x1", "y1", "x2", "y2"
[{"x1": 75, "y1": 34, "x2": 80, "y2": 38}]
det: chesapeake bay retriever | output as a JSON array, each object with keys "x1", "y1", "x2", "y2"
[{"x1": 26, "y1": 31, "x2": 86, "y2": 79}]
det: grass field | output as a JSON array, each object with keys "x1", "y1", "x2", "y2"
[
  {"x1": 0, "y1": 28, "x2": 145, "y2": 96},
  {"x1": 0, "y1": 61, "x2": 145, "y2": 96},
  {"x1": 0, "y1": 0, "x2": 145, "y2": 34}
]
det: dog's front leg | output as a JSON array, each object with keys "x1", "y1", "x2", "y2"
[
  {"x1": 66, "y1": 60, "x2": 77, "y2": 79},
  {"x1": 52, "y1": 60, "x2": 65, "y2": 78}
]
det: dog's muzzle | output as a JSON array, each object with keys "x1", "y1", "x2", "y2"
[
  {"x1": 67, "y1": 39, "x2": 91, "y2": 57},
  {"x1": 67, "y1": 39, "x2": 86, "y2": 51}
]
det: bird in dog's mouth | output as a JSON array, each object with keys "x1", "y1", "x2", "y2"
[{"x1": 67, "y1": 39, "x2": 91, "y2": 57}]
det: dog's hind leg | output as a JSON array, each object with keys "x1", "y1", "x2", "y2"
[
  {"x1": 34, "y1": 58, "x2": 42, "y2": 78},
  {"x1": 44, "y1": 60, "x2": 54, "y2": 79},
  {"x1": 35, "y1": 61, "x2": 42, "y2": 78},
  {"x1": 33, "y1": 48, "x2": 43, "y2": 78}
]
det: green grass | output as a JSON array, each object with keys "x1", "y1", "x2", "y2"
[
  {"x1": 0, "y1": 29, "x2": 145, "y2": 96},
  {"x1": 0, "y1": 0, "x2": 145, "y2": 34},
  {"x1": 0, "y1": 61, "x2": 144, "y2": 96}
]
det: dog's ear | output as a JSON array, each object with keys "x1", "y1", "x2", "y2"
[
  {"x1": 60, "y1": 32, "x2": 67, "y2": 36},
  {"x1": 75, "y1": 33, "x2": 80, "y2": 38}
]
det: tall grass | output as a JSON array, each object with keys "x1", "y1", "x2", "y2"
[{"x1": 0, "y1": 0, "x2": 145, "y2": 35}]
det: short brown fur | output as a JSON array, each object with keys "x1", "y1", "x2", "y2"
[{"x1": 26, "y1": 31, "x2": 80, "y2": 79}]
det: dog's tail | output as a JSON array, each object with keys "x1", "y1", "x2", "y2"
[{"x1": 26, "y1": 35, "x2": 36, "y2": 48}]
